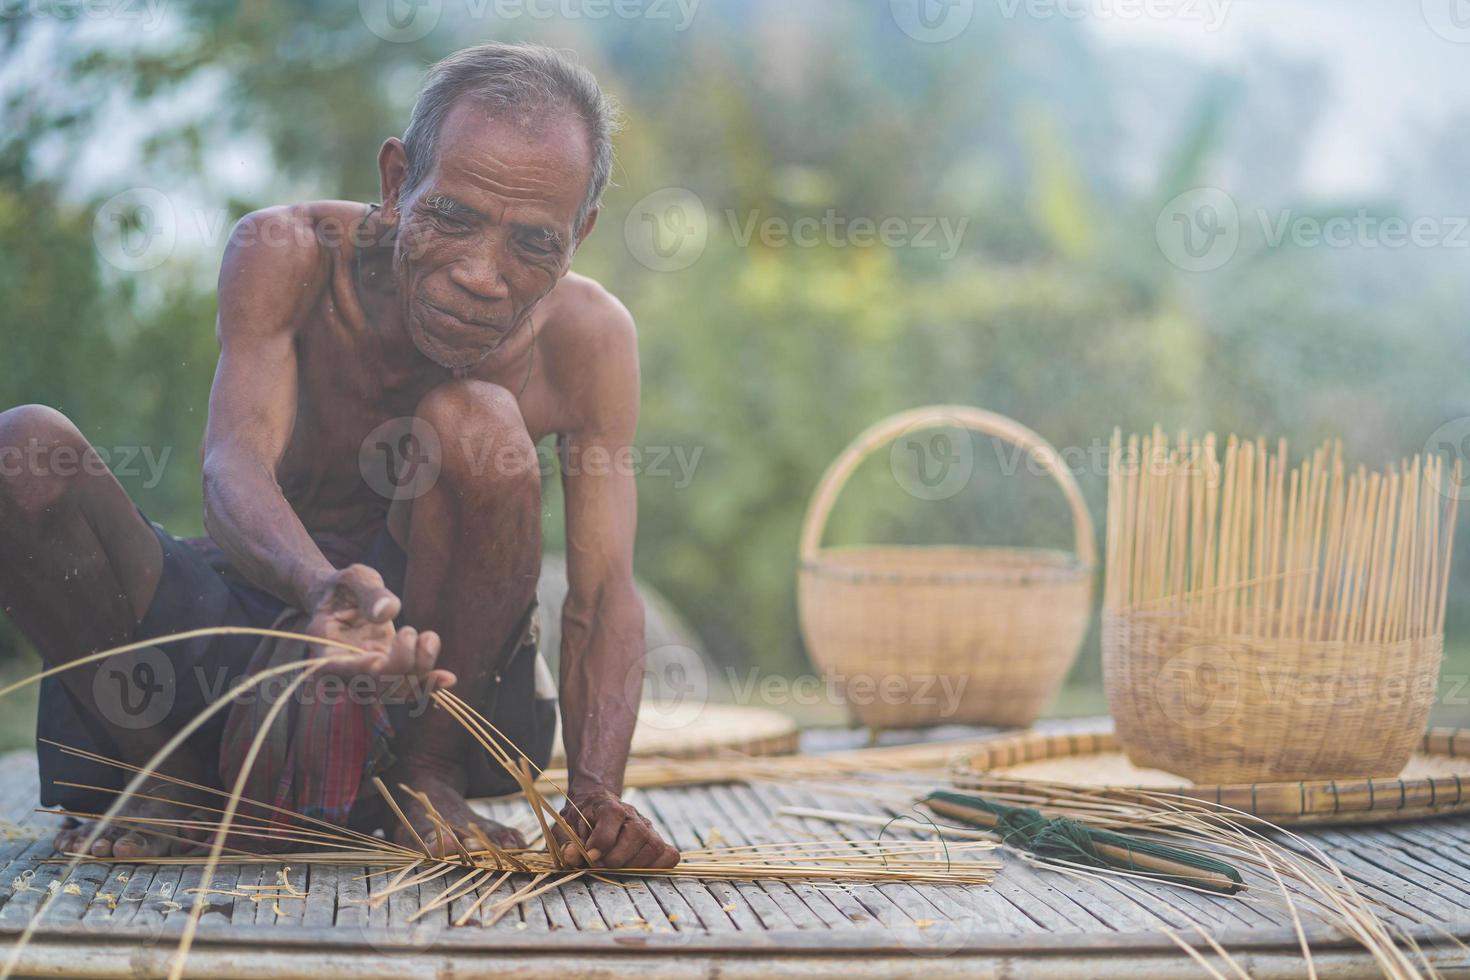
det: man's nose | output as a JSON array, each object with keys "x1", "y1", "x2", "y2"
[{"x1": 448, "y1": 248, "x2": 511, "y2": 302}]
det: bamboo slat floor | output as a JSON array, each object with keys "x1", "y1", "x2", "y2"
[{"x1": 2, "y1": 722, "x2": 1470, "y2": 978}]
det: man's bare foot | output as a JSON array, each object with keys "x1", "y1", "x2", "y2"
[
  {"x1": 53, "y1": 782, "x2": 209, "y2": 859},
  {"x1": 384, "y1": 766, "x2": 525, "y2": 858}
]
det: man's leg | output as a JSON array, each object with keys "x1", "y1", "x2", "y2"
[
  {"x1": 0, "y1": 405, "x2": 207, "y2": 855},
  {"x1": 382, "y1": 380, "x2": 542, "y2": 852}
]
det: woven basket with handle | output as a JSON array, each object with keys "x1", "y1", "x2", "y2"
[{"x1": 797, "y1": 406, "x2": 1096, "y2": 730}]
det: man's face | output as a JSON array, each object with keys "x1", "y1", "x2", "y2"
[{"x1": 390, "y1": 101, "x2": 593, "y2": 370}]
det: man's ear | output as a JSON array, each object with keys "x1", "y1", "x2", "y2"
[
  {"x1": 378, "y1": 138, "x2": 409, "y2": 220},
  {"x1": 573, "y1": 207, "x2": 599, "y2": 251}
]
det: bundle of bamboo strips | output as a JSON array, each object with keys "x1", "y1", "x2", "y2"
[
  {"x1": 0, "y1": 627, "x2": 999, "y2": 980},
  {"x1": 1104, "y1": 428, "x2": 1461, "y2": 782}
]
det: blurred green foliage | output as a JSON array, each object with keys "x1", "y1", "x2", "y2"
[{"x1": 1, "y1": 2, "x2": 1466, "y2": 715}]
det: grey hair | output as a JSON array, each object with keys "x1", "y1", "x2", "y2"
[{"x1": 401, "y1": 43, "x2": 621, "y2": 230}]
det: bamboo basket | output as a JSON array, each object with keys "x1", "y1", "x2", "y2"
[
  {"x1": 1103, "y1": 430, "x2": 1462, "y2": 783},
  {"x1": 797, "y1": 406, "x2": 1095, "y2": 730}
]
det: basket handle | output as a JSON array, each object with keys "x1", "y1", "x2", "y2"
[{"x1": 798, "y1": 405, "x2": 1097, "y2": 568}]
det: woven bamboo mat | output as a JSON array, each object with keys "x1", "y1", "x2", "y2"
[{"x1": 952, "y1": 727, "x2": 1470, "y2": 826}]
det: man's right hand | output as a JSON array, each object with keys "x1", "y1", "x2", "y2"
[{"x1": 303, "y1": 564, "x2": 454, "y2": 692}]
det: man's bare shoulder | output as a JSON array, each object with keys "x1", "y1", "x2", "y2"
[
  {"x1": 218, "y1": 202, "x2": 363, "y2": 339},
  {"x1": 536, "y1": 273, "x2": 639, "y2": 432},
  {"x1": 225, "y1": 201, "x2": 369, "y2": 268},
  {"x1": 540, "y1": 272, "x2": 637, "y2": 360}
]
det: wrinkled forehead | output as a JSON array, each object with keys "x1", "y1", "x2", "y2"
[{"x1": 427, "y1": 97, "x2": 593, "y2": 230}]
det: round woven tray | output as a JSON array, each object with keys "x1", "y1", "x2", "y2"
[
  {"x1": 949, "y1": 727, "x2": 1470, "y2": 826},
  {"x1": 550, "y1": 703, "x2": 799, "y2": 765}
]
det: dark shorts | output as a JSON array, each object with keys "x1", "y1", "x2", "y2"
[{"x1": 39, "y1": 520, "x2": 556, "y2": 813}]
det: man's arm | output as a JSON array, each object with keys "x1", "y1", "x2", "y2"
[
  {"x1": 202, "y1": 207, "x2": 445, "y2": 684},
  {"x1": 552, "y1": 289, "x2": 679, "y2": 870}
]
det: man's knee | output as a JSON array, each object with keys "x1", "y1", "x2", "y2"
[
  {"x1": 0, "y1": 405, "x2": 92, "y2": 520},
  {"x1": 414, "y1": 381, "x2": 540, "y2": 498}
]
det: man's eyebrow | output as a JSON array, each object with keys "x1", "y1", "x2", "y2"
[
  {"x1": 515, "y1": 222, "x2": 564, "y2": 246},
  {"x1": 421, "y1": 194, "x2": 480, "y2": 217}
]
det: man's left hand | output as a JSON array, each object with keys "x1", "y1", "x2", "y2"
[{"x1": 554, "y1": 789, "x2": 680, "y2": 869}]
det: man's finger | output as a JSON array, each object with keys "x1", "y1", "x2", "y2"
[
  {"x1": 653, "y1": 843, "x2": 680, "y2": 870},
  {"x1": 625, "y1": 840, "x2": 666, "y2": 870},
  {"x1": 387, "y1": 626, "x2": 418, "y2": 675},
  {"x1": 361, "y1": 587, "x2": 400, "y2": 623},
  {"x1": 584, "y1": 807, "x2": 627, "y2": 860},
  {"x1": 414, "y1": 630, "x2": 441, "y2": 677},
  {"x1": 599, "y1": 822, "x2": 648, "y2": 869}
]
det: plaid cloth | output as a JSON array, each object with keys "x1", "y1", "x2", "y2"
[{"x1": 217, "y1": 611, "x2": 396, "y2": 830}]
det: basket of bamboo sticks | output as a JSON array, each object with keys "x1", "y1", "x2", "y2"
[
  {"x1": 1104, "y1": 429, "x2": 1462, "y2": 783},
  {"x1": 798, "y1": 406, "x2": 1096, "y2": 730}
]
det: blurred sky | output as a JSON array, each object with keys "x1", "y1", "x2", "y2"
[
  {"x1": 8, "y1": 1, "x2": 1470, "y2": 212},
  {"x1": 1087, "y1": 0, "x2": 1470, "y2": 195}
]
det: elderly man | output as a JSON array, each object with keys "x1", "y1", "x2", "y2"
[{"x1": 0, "y1": 42, "x2": 678, "y2": 869}]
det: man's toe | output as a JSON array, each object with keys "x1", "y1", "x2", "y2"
[{"x1": 112, "y1": 831, "x2": 165, "y2": 859}]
